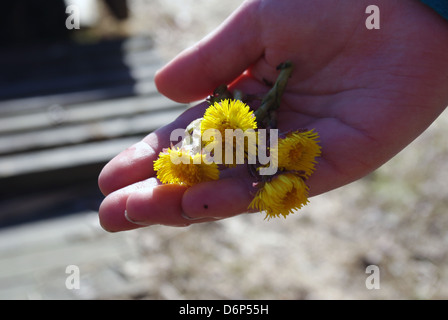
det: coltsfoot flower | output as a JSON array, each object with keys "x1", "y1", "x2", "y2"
[
  {"x1": 272, "y1": 129, "x2": 321, "y2": 177},
  {"x1": 248, "y1": 172, "x2": 310, "y2": 219},
  {"x1": 153, "y1": 148, "x2": 219, "y2": 186},
  {"x1": 201, "y1": 99, "x2": 257, "y2": 166}
]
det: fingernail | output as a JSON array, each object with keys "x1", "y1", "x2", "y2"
[
  {"x1": 181, "y1": 211, "x2": 204, "y2": 221},
  {"x1": 181, "y1": 212, "x2": 222, "y2": 221},
  {"x1": 124, "y1": 210, "x2": 154, "y2": 226}
]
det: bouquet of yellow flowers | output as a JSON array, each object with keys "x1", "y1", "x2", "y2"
[{"x1": 153, "y1": 62, "x2": 321, "y2": 219}]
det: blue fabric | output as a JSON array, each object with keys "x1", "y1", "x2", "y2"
[{"x1": 421, "y1": 0, "x2": 448, "y2": 21}]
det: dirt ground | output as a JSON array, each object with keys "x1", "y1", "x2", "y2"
[{"x1": 86, "y1": 0, "x2": 448, "y2": 299}]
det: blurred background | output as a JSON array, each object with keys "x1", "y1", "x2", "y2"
[{"x1": 0, "y1": 0, "x2": 447, "y2": 299}]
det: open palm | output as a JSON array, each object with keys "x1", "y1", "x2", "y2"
[{"x1": 98, "y1": 0, "x2": 448, "y2": 231}]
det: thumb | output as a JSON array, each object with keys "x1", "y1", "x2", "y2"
[{"x1": 155, "y1": 0, "x2": 263, "y2": 103}]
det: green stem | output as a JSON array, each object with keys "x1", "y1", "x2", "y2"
[{"x1": 254, "y1": 61, "x2": 294, "y2": 127}]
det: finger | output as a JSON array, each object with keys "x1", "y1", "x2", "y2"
[
  {"x1": 98, "y1": 178, "x2": 161, "y2": 232},
  {"x1": 181, "y1": 177, "x2": 257, "y2": 220},
  {"x1": 154, "y1": 0, "x2": 263, "y2": 103},
  {"x1": 125, "y1": 184, "x2": 219, "y2": 227},
  {"x1": 98, "y1": 102, "x2": 208, "y2": 196}
]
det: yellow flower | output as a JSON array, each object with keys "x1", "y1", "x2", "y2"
[
  {"x1": 272, "y1": 129, "x2": 321, "y2": 177},
  {"x1": 153, "y1": 148, "x2": 219, "y2": 186},
  {"x1": 201, "y1": 99, "x2": 257, "y2": 166},
  {"x1": 248, "y1": 173, "x2": 309, "y2": 219}
]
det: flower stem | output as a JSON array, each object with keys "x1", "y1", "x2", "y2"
[{"x1": 254, "y1": 61, "x2": 294, "y2": 128}]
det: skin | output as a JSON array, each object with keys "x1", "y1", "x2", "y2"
[{"x1": 98, "y1": 0, "x2": 448, "y2": 231}]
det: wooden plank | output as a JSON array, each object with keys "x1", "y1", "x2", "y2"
[
  {"x1": 1, "y1": 138, "x2": 124, "y2": 179},
  {"x1": 0, "y1": 43, "x2": 160, "y2": 84},
  {"x1": 0, "y1": 211, "x2": 142, "y2": 299},
  {"x1": 0, "y1": 104, "x2": 185, "y2": 155},
  {"x1": 0, "y1": 62, "x2": 160, "y2": 101},
  {"x1": 0, "y1": 136, "x2": 138, "y2": 178},
  {"x1": 0, "y1": 79, "x2": 158, "y2": 114},
  {"x1": 0, "y1": 182, "x2": 101, "y2": 226},
  {"x1": 0, "y1": 94, "x2": 181, "y2": 134}
]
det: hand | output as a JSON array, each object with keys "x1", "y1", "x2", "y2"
[{"x1": 98, "y1": 0, "x2": 448, "y2": 231}]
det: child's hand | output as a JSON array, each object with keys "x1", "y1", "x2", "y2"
[{"x1": 98, "y1": 0, "x2": 448, "y2": 231}]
